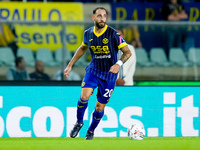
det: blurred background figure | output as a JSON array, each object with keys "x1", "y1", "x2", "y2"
[
  {"x1": 116, "y1": 29, "x2": 136, "y2": 86},
  {"x1": 161, "y1": 0, "x2": 188, "y2": 58},
  {"x1": 29, "y1": 61, "x2": 50, "y2": 80},
  {"x1": 0, "y1": 16, "x2": 18, "y2": 57},
  {"x1": 6, "y1": 56, "x2": 29, "y2": 80},
  {"x1": 53, "y1": 61, "x2": 81, "y2": 81},
  {"x1": 122, "y1": 25, "x2": 142, "y2": 48}
]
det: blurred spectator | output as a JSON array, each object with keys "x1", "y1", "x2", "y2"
[
  {"x1": 0, "y1": 17, "x2": 18, "y2": 57},
  {"x1": 161, "y1": 0, "x2": 188, "y2": 58},
  {"x1": 6, "y1": 57, "x2": 29, "y2": 80},
  {"x1": 53, "y1": 61, "x2": 81, "y2": 81},
  {"x1": 29, "y1": 61, "x2": 50, "y2": 80},
  {"x1": 116, "y1": 30, "x2": 136, "y2": 86},
  {"x1": 122, "y1": 25, "x2": 142, "y2": 48}
]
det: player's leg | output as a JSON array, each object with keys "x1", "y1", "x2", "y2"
[
  {"x1": 70, "y1": 88, "x2": 93, "y2": 138},
  {"x1": 85, "y1": 78, "x2": 115, "y2": 140},
  {"x1": 88, "y1": 101, "x2": 106, "y2": 131},
  {"x1": 70, "y1": 72, "x2": 98, "y2": 138},
  {"x1": 85, "y1": 101, "x2": 106, "y2": 140},
  {"x1": 76, "y1": 88, "x2": 93, "y2": 123}
]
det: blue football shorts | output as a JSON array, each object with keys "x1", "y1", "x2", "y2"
[{"x1": 81, "y1": 72, "x2": 116, "y2": 104}]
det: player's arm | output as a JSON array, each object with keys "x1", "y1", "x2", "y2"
[
  {"x1": 64, "y1": 44, "x2": 88, "y2": 78},
  {"x1": 119, "y1": 45, "x2": 132, "y2": 64},
  {"x1": 109, "y1": 45, "x2": 132, "y2": 74}
]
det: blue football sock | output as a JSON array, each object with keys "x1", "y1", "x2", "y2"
[
  {"x1": 77, "y1": 98, "x2": 88, "y2": 123},
  {"x1": 88, "y1": 109, "x2": 104, "y2": 132}
]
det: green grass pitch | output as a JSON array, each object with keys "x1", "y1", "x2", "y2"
[{"x1": 0, "y1": 137, "x2": 199, "y2": 150}]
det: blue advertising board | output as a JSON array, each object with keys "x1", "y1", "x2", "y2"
[
  {"x1": 111, "y1": 2, "x2": 163, "y2": 21},
  {"x1": 111, "y1": 2, "x2": 200, "y2": 21},
  {"x1": 110, "y1": 2, "x2": 200, "y2": 51},
  {"x1": 0, "y1": 86, "x2": 199, "y2": 137}
]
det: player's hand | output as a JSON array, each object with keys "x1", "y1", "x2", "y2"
[
  {"x1": 64, "y1": 65, "x2": 72, "y2": 78},
  {"x1": 109, "y1": 64, "x2": 120, "y2": 74}
]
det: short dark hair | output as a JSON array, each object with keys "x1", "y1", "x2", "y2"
[
  {"x1": 15, "y1": 56, "x2": 23, "y2": 67},
  {"x1": 93, "y1": 7, "x2": 108, "y2": 15}
]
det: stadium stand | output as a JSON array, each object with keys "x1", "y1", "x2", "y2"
[
  {"x1": 74, "y1": 51, "x2": 90, "y2": 67},
  {"x1": 17, "y1": 47, "x2": 35, "y2": 67},
  {"x1": 36, "y1": 48, "x2": 59, "y2": 67},
  {"x1": 0, "y1": 1, "x2": 200, "y2": 81},
  {"x1": 0, "y1": 47, "x2": 15, "y2": 67},
  {"x1": 188, "y1": 47, "x2": 200, "y2": 66},
  {"x1": 135, "y1": 48, "x2": 155, "y2": 67},
  {"x1": 150, "y1": 48, "x2": 173, "y2": 67},
  {"x1": 169, "y1": 48, "x2": 193, "y2": 67},
  {"x1": 55, "y1": 47, "x2": 72, "y2": 64}
]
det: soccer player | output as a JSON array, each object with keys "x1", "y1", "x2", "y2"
[{"x1": 64, "y1": 7, "x2": 132, "y2": 140}]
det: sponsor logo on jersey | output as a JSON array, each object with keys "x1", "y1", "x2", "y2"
[
  {"x1": 90, "y1": 45, "x2": 110, "y2": 54},
  {"x1": 95, "y1": 55, "x2": 111, "y2": 59}
]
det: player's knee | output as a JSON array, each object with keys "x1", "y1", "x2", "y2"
[
  {"x1": 80, "y1": 89, "x2": 92, "y2": 100},
  {"x1": 80, "y1": 94, "x2": 90, "y2": 100},
  {"x1": 95, "y1": 107, "x2": 104, "y2": 112},
  {"x1": 95, "y1": 105, "x2": 105, "y2": 112}
]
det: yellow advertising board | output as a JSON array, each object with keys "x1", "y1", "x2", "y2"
[{"x1": 0, "y1": 2, "x2": 84, "y2": 51}]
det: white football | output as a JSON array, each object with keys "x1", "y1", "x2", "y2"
[{"x1": 127, "y1": 124, "x2": 145, "y2": 140}]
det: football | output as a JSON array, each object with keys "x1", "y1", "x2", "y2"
[{"x1": 127, "y1": 124, "x2": 145, "y2": 140}]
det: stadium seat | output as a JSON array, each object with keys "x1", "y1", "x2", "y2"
[
  {"x1": 135, "y1": 48, "x2": 155, "y2": 67},
  {"x1": 36, "y1": 48, "x2": 59, "y2": 67},
  {"x1": 55, "y1": 47, "x2": 89, "y2": 67},
  {"x1": 55, "y1": 48, "x2": 72, "y2": 64},
  {"x1": 17, "y1": 47, "x2": 35, "y2": 67},
  {"x1": 74, "y1": 51, "x2": 90, "y2": 67},
  {"x1": 150, "y1": 48, "x2": 173, "y2": 67},
  {"x1": 188, "y1": 47, "x2": 200, "y2": 66},
  {"x1": 0, "y1": 47, "x2": 15, "y2": 66},
  {"x1": 169, "y1": 48, "x2": 193, "y2": 67}
]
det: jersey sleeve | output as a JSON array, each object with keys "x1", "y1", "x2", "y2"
[
  {"x1": 114, "y1": 31, "x2": 128, "y2": 49},
  {"x1": 82, "y1": 30, "x2": 88, "y2": 47}
]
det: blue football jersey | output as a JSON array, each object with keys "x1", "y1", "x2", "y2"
[{"x1": 82, "y1": 25, "x2": 127, "y2": 81}]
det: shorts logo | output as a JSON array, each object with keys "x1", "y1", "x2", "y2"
[
  {"x1": 81, "y1": 82, "x2": 85, "y2": 87},
  {"x1": 103, "y1": 38, "x2": 109, "y2": 44}
]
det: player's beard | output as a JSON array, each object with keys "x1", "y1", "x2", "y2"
[{"x1": 95, "y1": 21, "x2": 106, "y2": 29}]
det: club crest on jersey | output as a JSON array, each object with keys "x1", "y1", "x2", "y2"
[
  {"x1": 102, "y1": 38, "x2": 109, "y2": 44},
  {"x1": 81, "y1": 82, "x2": 85, "y2": 87}
]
